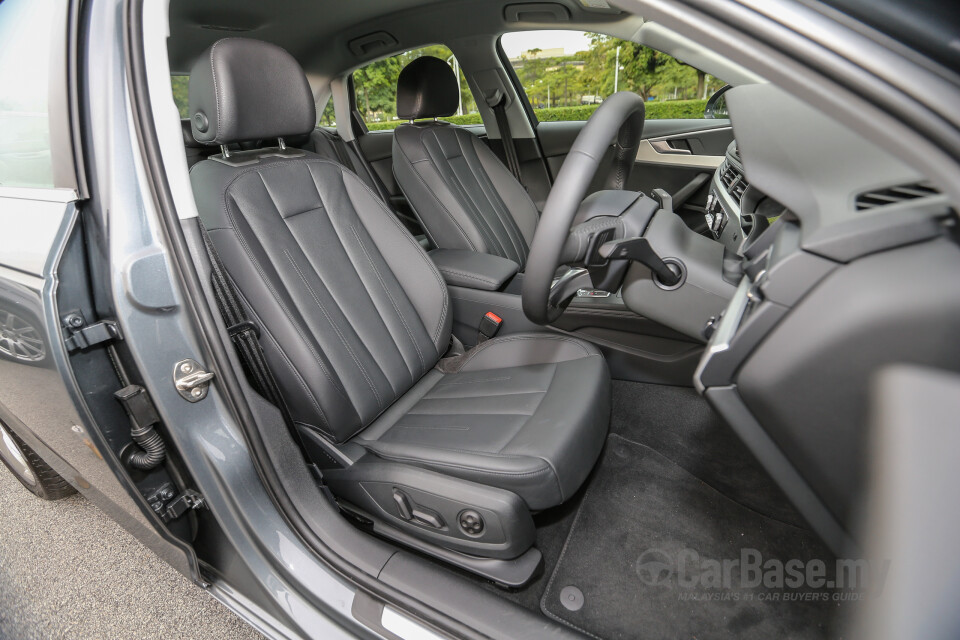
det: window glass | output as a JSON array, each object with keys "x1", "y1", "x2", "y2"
[
  {"x1": 501, "y1": 30, "x2": 720, "y2": 121},
  {"x1": 0, "y1": 0, "x2": 57, "y2": 188},
  {"x1": 319, "y1": 100, "x2": 336, "y2": 127},
  {"x1": 353, "y1": 46, "x2": 479, "y2": 131},
  {"x1": 171, "y1": 76, "x2": 189, "y2": 118}
]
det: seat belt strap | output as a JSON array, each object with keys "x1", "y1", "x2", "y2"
[
  {"x1": 491, "y1": 94, "x2": 524, "y2": 186},
  {"x1": 198, "y1": 223, "x2": 315, "y2": 464}
]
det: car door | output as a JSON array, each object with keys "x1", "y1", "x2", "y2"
[{"x1": 0, "y1": 0, "x2": 199, "y2": 580}]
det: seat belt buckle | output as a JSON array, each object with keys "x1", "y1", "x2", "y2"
[{"x1": 478, "y1": 311, "x2": 502, "y2": 343}]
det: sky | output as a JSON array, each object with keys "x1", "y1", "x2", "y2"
[{"x1": 500, "y1": 30, "x2": 593, "y2": 59}]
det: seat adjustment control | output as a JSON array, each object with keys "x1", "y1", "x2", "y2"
[
  {"x1": 459, "y1": 509, "x2": 485, "y2": 536},
  {"x1": 392, "y1": 488, "x2": 445, "y2": 529},
  {"x1": 392, "y1": 488, "x2": 413, "y2": 520}
]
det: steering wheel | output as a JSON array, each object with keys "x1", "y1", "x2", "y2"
[{"x1": 522, "y1": 92, "x2": 646, "y2": 324}]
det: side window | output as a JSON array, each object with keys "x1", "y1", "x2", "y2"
[
  {"x1": 0, "y1": 0, "x2": 57, "y2": 188},
  {"x1": 501, "y1": 30, "x2": 719, "y2": 121},
  {"x1": 352, "y1": 46, "x2": 479, "y2": 131},
  {"x1": 171, "y1": 76, "x2": 189, "y2": 118}
]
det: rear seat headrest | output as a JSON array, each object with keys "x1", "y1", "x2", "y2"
[
  {"x1": 396, "y1": 56, "x2": 459, "y2": 120},
  {"x1": 188, "y1": 38, "x2": 316, "y2": 145}
]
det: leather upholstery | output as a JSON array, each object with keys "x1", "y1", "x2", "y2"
[
  {"x1": 355, "y1": 334, "x2": 609, "y2": 509},
  {"x1": 394, "y1": 122, "x2": 539, "y2": 268},
  {"x1": 396, "y1": 56, "x2": 460, "y2": 120},
  {"x1": 192, "y1": 154, "x2": 450, "y2": 442},
  {"x1": 189, "y1": 38, "x2": 316, "y2": 144},
  {"x1": 429, "y1": 248, "x2": 519, "y2": 291},
  {"x1": 181, "y1": 119, "x2": 215, "y2": 167},
  {"x1": 189, "y1": 37, "x2": 609, "y2": 513}
]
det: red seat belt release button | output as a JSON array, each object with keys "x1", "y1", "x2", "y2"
[{"x1": 478, "y1": 311, "x2": 503, "y2": 342}]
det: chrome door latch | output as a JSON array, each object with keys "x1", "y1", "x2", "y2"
[{"x1": 174, "y1": 359, "x2": 215, "y2": 402}]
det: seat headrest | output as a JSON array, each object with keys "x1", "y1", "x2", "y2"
[
  {"x1": 396, "y1": 56, "x2": 459, "y2": 120},
  {"x1": 188, "y1": 38, "x2": 316, "y2": 145},
  {"x1": 181, "y1": 119, "x2": 205, "y2": 148}
]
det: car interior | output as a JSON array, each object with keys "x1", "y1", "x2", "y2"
[{"x1": 151, "y1": 0, "x2": 960, "y2": 638}]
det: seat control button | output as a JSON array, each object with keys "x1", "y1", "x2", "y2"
[
  {"x1": 412, "y1": 508, "x2": 444, "y2": 529},
  {"x1": 392, "y1": 489, "x2": 413, "y2": 520},
  {"x1": 458, "y1": 509, "x2": 485, "y2": 536}
]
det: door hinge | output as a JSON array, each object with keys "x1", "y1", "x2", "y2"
[
  {"x1": 61, "y1": 311, "x2": 122, "y2": 352},
  {"x1": 144, "y1": 482, "x2": 206, "y2": 523}
]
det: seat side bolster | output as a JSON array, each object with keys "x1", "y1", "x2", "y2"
[{"x1": 470, "y1": 134, "x2": 540, "y2": 247}]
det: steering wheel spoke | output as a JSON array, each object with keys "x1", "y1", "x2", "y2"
[{"x1": 522, "y1": 92, "x2": 647, "y2": 325}]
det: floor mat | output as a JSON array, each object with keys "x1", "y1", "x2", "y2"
[
  {"x1": 541, "y1": 435, "x2": 842, "y2": 640},
  {"x1": 611, "y1": 381, "x2": 804, "y2": 526}
]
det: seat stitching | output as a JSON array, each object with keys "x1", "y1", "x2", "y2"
[
  {"x1": 231, "y1": 283, "x2": 335, "y2": 434},
  {"x1": 436, "y1": 130, "x2": 509, "y2": 258},
  {"x1": 394, "y1": 131, "x2": 478, "y2": 250},
  {"x1": 367, "y1": 441, "x2": 547, "y2": 461},
  {"x1": 216, "y1": 196, "x2": 348, "y2": 402},
  {"x1": 464, "y1": 134, "x2": 530, "y2": 264},
  {"x1": 218, "y1": 156, "x2": 449, "y2": 357},
  {"x1": 283, "y1": 248, "x2": 384, "y2": 409},
  {"x1": 457, "y1": 334, "x2": 595, "y2": 370},
  {"x1": 436, "y1": 266, "x2": 498, "y2": 286},
  {"x1": 296, "y1": 172, "x2": 406, "y2": 395},
  {"x1": 209, "y1": 39, "x2": 224, "y2": 144},
  {"x1": 422, "y1": 128, "x2": 506, "y2": 258},
  {"x1": 258, "y1": 317, "x2": 335, "y2": 436},
  {"x1": 335, "y1": 163, "x2": 451, "y2": 354},
  {"x1": 498, "y1": 364, "x2": 557, "y2": 454},
  {"x1": 351, "y1": 224, "x2": 426, "y2": 374},
  {"x1": 367, "y1": 450, "x2": 554, "y2": 478}
]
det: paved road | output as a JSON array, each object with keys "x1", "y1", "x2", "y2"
[{"x1": 0, "y1": 466, "x2": 264, "y2": 640}]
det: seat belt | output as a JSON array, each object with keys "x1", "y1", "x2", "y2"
[
  {"x1": 198, "y1": 223, "x2": 315, "y2": 466},
  {"x1": 489, "y1": 91, "x2": 523, "y2": 185}
]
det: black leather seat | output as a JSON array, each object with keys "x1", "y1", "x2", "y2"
[
  {"x1": 392, "y1": 57, "x2": 540, "y2": 269},
  {"x1": 187, "y1": 38, "x2": 609, "y2": 561}
]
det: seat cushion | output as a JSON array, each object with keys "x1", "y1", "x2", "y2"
[{"x1": 354, "y1": 334, "x2": 610, "y2": 510}]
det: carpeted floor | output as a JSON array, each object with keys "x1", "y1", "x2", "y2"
[
  {"x1": 475, "y1": 381, "x2": 844, "y2": 638},
  {"x1": 539, "y1": 434, "x2": 841, "y2": 639}
]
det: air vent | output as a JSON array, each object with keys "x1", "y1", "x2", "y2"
[
  {"x1": 855, "y1": 181, "x2": 940, "y2": 210},
  {"x1": 720, "y1": 163, "x2": 749, "y2": 205}
]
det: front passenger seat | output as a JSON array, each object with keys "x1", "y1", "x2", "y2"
[
  {"x1": 392, "y1": 56, "x2": 540, "y2": 269},
  {"x1": 187, "y1": 38, "x2": 610, "y2": 578}
]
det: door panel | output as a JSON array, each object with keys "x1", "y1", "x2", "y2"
[{"x1": 538, "y1": 118, "x2": 732, "y2": 228}]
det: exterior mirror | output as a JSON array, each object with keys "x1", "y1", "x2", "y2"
[{"x1": 705, "y1": 85, "x2": 733, "y2": 119}]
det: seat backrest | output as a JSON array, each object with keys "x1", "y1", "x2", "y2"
[
  {"x1": 391, "y1": 57, "x2": 539, "y2": 269},
  {"x1": 188, "y1": 38, "x2": 451, "y2": 443}
]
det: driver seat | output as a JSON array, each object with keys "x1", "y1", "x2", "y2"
[
  {"x1": 187, "y1": 39, "x2": 609, "y2": 573},
  {"x1": 392, "y1": 57, "x2": 540, "y2": 269}
]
